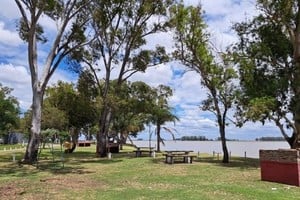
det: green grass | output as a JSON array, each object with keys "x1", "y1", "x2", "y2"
[
  {"x1": 0, "y1": 144, "x2": 25, "y2": 151},
  {"x1": 0, "y1": 144, "x2": 299, "y2": 200}
]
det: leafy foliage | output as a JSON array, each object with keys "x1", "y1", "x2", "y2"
[
  {"x1": 171, "y1": 3, "x2": 238, "y2": 163},
  {"x1": 42, "y1": 80, "x2": 98, "y2": 151},
  {"x1": 231, "y1": 0, "x2": 300, "y2": 147},
  {"x1": 15, "y1": 0, "x2": 92, "y2": 163},
  {"x1": 83, "y1": 0, "x2": 176, "y2": 156},
  {"x1": 0, "y1": 84, "x2": 20, "y2": 137}
]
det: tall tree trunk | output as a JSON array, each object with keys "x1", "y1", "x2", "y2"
[
  {"x1": 291, "y1": 4, "x2": 300, "y2": 149},
  {"x1": 23, "y1": 90, "x2": 43, "y2": 164},
  {"x1": 292, "y1": 62, "x2": 300, "y2": 148},
  {"x1": 156, "y1": 123, "x2": 161, "y2": 152},
  {"x1": 66, "y1": 128, "x2": 79, "y2": 153},
  {"x1": 291, "y1": 67, "x2": 300, "y2": 148},
  {"x1": 97, "y1": 106, "x2": 112, "y2": 157},
  {"x1": 274, "y1": 118, "x2": 296, "y2": 148},
  {"x1": 119, "y1": 131, "x2": 128, "y2": 150},
  {"x1": 219, "y1": 124, "x2": 229, "y2": 163}
]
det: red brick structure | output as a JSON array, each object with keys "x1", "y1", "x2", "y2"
[{"x1": 260, "y1": 149, "x2": 300, "y2": 186}]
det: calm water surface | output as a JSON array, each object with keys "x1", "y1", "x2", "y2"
[{"x1": 132, "y1": 140, "x2": 290, "y2": 158}]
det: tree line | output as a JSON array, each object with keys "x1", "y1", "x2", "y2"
[
  {"x1": 1, "y1": 0, "x2": 300, "y2": 164},
  {"x1": 180, "y1": 136, "x2": 210, "y2": 141},
  {"x1": 255, "y1": 137, "x2": 285, "y2": 142}
]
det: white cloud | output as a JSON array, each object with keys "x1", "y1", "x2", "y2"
[
  {"x1": 202, "y1": 0, "x2": 257, "y2": 50},
  {"x1": 129, "y1": 64, "x2": 173, "y2": 87},
  {"x1": 0, "y1": 63, "x2": 31, "y2": 109},
  {"x1": 0, "y1": 21, "x2": 22, "y2": 46}
]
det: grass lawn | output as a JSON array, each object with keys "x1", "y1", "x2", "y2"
[
  {"x1": 0, "y1": 144, "x2": 299, "y2": 200},
  {"x1": 0, "y1": 144, "x2": 25, "y2": 151}
]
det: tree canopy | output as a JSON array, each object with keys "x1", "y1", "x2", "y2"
[
  {"x1": 82, "y1": 0, "x2": 176, "y2": 157},
  {"x1": 231, "y1": 0, "x2": 300, "y2": 148}
]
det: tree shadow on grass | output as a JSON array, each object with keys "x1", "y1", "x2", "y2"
[
  {"x1": 0, "y1": 150, "x2": 127, "y2": 177},
  {"x1": 0, "y1": 163, "x2": 40, "y2": 178},
  {"x1": 0, "y1": 152, "x2": 25, "y2": 163},
  {"x1": 196, "y1": 156, "x2": 260, "y2": 169}
]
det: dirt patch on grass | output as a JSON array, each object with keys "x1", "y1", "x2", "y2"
[
  {"x1": 40, "y1": 174, "x2": 108, "y2": 191},
  {"x1": 0, "y1": 183, "x2": 26, "y2": 200},
  {"x1": 0, "y1": 175, "x2": 108, "y2": 200}
]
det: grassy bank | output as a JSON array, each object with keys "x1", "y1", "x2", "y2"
[{"x1": 0, "y1": 145, "x2": 299, "y2": 200}]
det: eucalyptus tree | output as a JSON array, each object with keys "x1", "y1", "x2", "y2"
[
  {"x1": 171, "y1": 4, "x2": 238, "y2": 163},
  {"x1": 15, "y1": 0, "x2": 92, "y2": 163},
  {"x1": 85, "y1": 0, "x2": 175, "y2": 157},
  {"x1": 231, "y1": 0, "x2": 300, "y2": 148},
  {"x1": 0, "y1": 84, "x2": 20, "y2": 141}
]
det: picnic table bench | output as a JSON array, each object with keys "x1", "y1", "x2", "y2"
[
  {"x1": 163, "y1": 151, "x2": 196, "y2": 164},
  {"x1": 133, "y1": 147, "x2": 155, "y2": 157}
]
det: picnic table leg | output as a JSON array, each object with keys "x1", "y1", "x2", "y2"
[
  {"x1": 136, "y1": 151, "x2": 141, "y2": 157},
  {"x1": 184, "y1": 157, "x2": 187, "y2": 163},
  {"x1": 188, "y1": 156, "x2": 191, "y2": 163},
  {"x1": 166, "y1": 155, "x2": 173, "y2": 164}
]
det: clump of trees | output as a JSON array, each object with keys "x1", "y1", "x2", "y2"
[
  {"x1": 15, "y1": 0, "x2": 178, "y2": 161},
  {"x1": 0, "y1": 84, "x2": 20, "y2": 143},
  {"x1": 14, "y1": 0, "x2": 300, "y2": 164}
]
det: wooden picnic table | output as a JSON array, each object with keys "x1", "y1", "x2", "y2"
[
  {"x1": 163, "y1": 150, "x2": 196, "y2": 164},
  {"x1": 133, "y1": 147, "x2": 155, "y2": 157},
  {"x1": 165, "y1": 150, "x2": 193, "y2": 154}
]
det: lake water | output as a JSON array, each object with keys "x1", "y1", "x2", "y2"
[{"x1": 131, "y1": 140, "x2": 290, "y2": 158}]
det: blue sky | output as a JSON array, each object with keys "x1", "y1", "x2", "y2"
[{"x1": 0, "y1": 0, "x2": 285, "y2": 140}]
